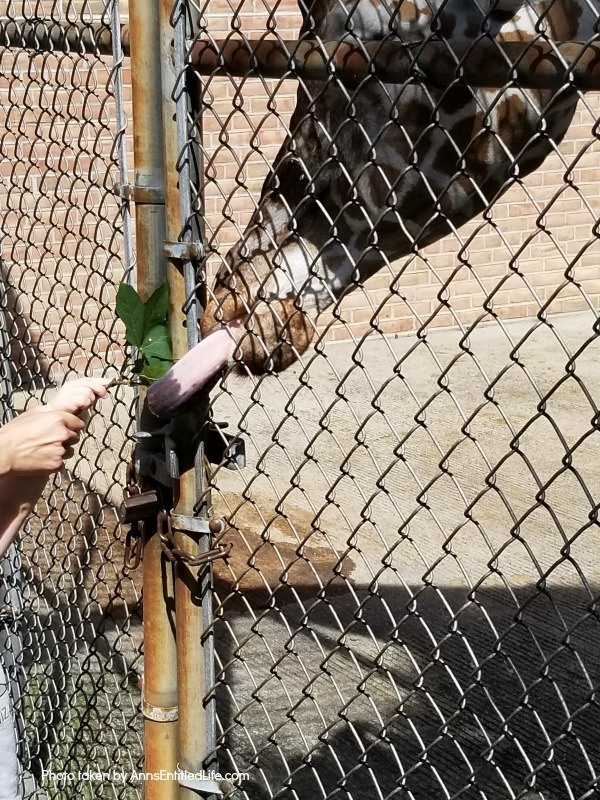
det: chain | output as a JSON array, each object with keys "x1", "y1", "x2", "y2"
[
  {"x1": 157, "y1": 511, "x2": 232, "y2": 567},
  {"x1": 123, "y1": 461, "x2": 143, "y2": 571}
]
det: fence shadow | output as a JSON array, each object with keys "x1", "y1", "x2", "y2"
[
  {"x1": 0, "y1": 261, "x2": 51, "y2": 392},
  {"x1": 215, "y1": 577, "x2": 600, "y2": 800},
  {"x1": 17, "y1": 475, "x2": 142, "y2": 787}
]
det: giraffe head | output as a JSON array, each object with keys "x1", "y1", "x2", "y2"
[{"x1": 148, "y1": 0, "x2": 598, "y2": 418}]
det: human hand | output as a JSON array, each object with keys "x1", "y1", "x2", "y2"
[
  {"x1": 46, "y1": 377, "x2": 109, "y2": 417},
  {"x1": 0, "y1": 408, "x2": 85, "y2": 477}
]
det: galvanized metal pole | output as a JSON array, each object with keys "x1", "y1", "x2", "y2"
[
  {"x1": 156, "y1": 1, "x2": 218, "y2": 798},
  {"x1": 128, "y1": 1, "x2": 179, "y2": 797}
]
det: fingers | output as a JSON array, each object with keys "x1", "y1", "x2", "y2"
[
  {"x1": 67, "y1": 377, "x2": 110, "y2": 400},
  {"x1": 44, "y1": 412, "x2": 83, "y2": 449},
  {"x1": 66, "y1": 376, "x2": 110, "y2": 397},
  {"x1": 47, "y1": 376, "x2": 110, "y2": 414},
  {"x1": 59, "y1": 412, "x2": 85, "y2": 433},
  {"x1": 33, "y1": 416, "x2": 81, "y2": 471},
  {"x1": 1, "y1": 381, "x2": 105, "y2": 476},
  {"x1": 65, "y1": 387, "x2": 97, "y2": 413},
  {"x1": 0, "y1": 408, "x2": 88, "y2": 477}
]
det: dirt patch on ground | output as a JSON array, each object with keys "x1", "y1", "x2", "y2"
[{"x1": 212, "y1": 492, "x2": 356, "y2": 609}]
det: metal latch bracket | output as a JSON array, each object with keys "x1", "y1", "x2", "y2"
[
  {"x1": 164, "y1": 240, "x2": 204, "y2": 260},
  {"x1": 113, "y1": 182, "x2": 165, "y2": 204}
]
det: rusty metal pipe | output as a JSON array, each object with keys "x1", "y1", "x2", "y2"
[
  {"x1": 129, "y1": 0, "x2": 179, "y2": 795},
  {"x1": 189, "y1": 37, "x2": 600, "y2": 90},
  {"x1": 156, "y1": 1, "x2": 213, "y2": 798},
  {"x1": 0, "y1": 19, "x2": 130, "y2": 55},
  {"x1": 4, "y1": 17, "x2": 600, "y2": 93}
]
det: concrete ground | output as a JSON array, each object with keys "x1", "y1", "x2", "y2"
[{"x1": 205, "y1": 310, "x2": 600, "y2": 800}]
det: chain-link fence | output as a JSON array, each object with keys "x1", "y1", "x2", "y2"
[
  {"x1": 166, "y1": 1, "x2": 600, "y2": 798},
  {"x1": 3, "y1": 1, "x2": 600, "y2": 799},
  {"x1": 1, "y1": 3, "x2": 141, "y2": 798}
]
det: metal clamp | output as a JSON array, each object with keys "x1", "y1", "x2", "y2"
[
  {"x1": 164, "y1": 240, "x2": 204, "y2": 261},
  {"x1": 157, "y1": 512, "x2": 232, "y2": 567},
  {"x1": 134, "y1": 426, "x2": 180, "y2": 487},
  {"x1": 170, "y1": 514, "x2": 227, "y2": 535},
  {"x1": 113, "y1": 181, "x2": 165, "y2": 204},
  {"x1": 139, "y1": 676, "x2": 178, "y2": 722},
  {"x1": 141, "y1": 699, "x2": 179, "y2": 723},
  {"x1": 204, "y1": 420, "x2": 246, "y2": 470}
]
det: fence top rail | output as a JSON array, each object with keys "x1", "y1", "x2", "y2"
[
  {"x1": 2, "y1": 17, "x2": 599, "y2": 91},
  {"x1": 190, "y1": 37, "x2": 600, "y2": 90}
]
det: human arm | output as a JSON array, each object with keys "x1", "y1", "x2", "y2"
[
  {"x1": 0, "y1": 473, "x2": 48, "y2": 559},
  {"x1": 0, "y1": 378, "x2": 107, "y2": 557},
  {"x1": 0, "y1": 408, "x2": 85, "y2": 557}
]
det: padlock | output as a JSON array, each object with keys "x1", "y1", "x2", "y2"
[{"x1": 118, "y1": 490, "x2": 160, "y2": 524}]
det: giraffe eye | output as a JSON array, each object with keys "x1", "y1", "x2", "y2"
[
  {"x1": 271, "y1": 156, "x2": 309, "y2": 191},
  {"x1": 285, "y1": 156, "x2": 307, "y2": 180}
]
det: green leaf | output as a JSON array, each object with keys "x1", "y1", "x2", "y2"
[
  {"x1": 116, "y1": 282, "x2": 172, "y2": 385},
  {"x1": 138, "y1": 356, "x2": 172, "y2": 383},
  {"x1": 116, "y1": 283, "x2": 146, "y2": 348},
  {"x1": 144, "y1": 282, "x2": 169, "y2": 332},
  {"x1": 140, "y1": 323, "x2": 173, "y2": 364}
]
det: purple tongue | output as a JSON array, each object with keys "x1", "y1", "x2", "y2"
[{"x1": 147, "y1": 325, "x2": 237, "y2": 418}]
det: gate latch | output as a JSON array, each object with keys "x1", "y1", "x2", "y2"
[
  {"x1": 121, "y1": 462, "x2": 148, "y2": 571},
  {"x1": 178, "y1": 773, "x2": 233, "y2": 797}
]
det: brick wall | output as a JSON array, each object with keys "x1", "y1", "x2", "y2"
[{"x1": 0, "y1": 35, "x2": 126, "y2": 387}]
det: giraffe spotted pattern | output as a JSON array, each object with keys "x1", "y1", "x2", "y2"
[{"x1": 148, "y1": 0, "x2": 600, "y2": 418}]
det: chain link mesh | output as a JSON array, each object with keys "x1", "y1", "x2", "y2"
[
  {"x1": 1, "y1": 2, "x2": 140, "y2": 798},
  {"x1": 3, "y1": 0, "x2": 600, "y2": 798},
  {"x1": 175, "y1": 1, "x2": 600, "y2": 798}
]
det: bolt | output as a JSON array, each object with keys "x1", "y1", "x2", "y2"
[{"x1": 208, "y1": 517, "x2": 227, "y2": 534}]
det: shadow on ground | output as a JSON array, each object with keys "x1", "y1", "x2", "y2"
[{"x1": 214, "y1": 575, "x2": 600, "y2": 800}]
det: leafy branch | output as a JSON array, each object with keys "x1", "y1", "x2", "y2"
[{"x1": 115, "y1": 282, "x2": 173, "y2": 384}]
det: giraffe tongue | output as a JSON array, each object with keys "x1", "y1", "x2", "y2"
[{"x1": 147, "y1": 324, "x2": 238, "y2": 418}]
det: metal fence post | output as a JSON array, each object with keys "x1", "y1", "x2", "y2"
[
  {"x1": 0, "y1": 282, "x2": 26, "y2": 793},
  {"x1": 156, "y1": 1, "x2": 217, "y2": 797},
  {"x1": 128, "y1": 1, "x2": 179, "y2": 798}
]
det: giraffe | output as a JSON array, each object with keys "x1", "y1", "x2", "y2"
[{"x1": 148, "y1": 0, "x2": 600, "y2": 418}]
